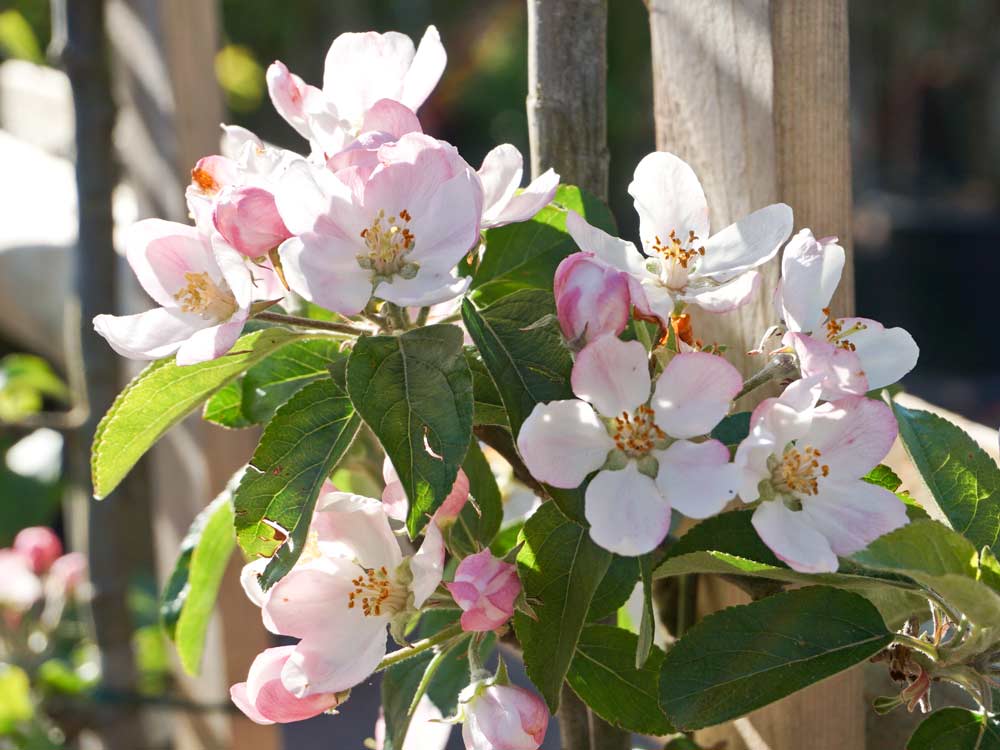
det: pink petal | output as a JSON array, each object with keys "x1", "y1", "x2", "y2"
[
  {"x1": 124, "y1": 219, "x2": 218, "y2": 308},
  {"x1": 585, "y1": 465, "x2": 671, "y2": 556},
  {"x1": 13, "y1": 527, "x2": 62, "y2": 574},
  {"x1": 282, "y1": 623, "x2": 388, "y2": 697},
  {"x1": 751, "y1": 500, "x2": 838, "y2": 573},
  {"x1": 360, "y1": 98, "x2": 423, "y2": 139},
  {"x1": 803, "y1": 479, "x2": 908, "y2": 557},
  {"x1": 313, "y1": 493, "x2": 402, "y2": 570},
  {"x1": 785, "y1": 332, "x2": 868, "y2": 400},
  {"x1": 213, "y1": 186, "x2": 291, "y2": 259},
  {"x1": 628, "y1": 275, "x2": 675, "y2": 327},
  {"x1": 651, "y1": 352, "x2": 742, "y2": 439},
  {"x1": 553, "y1": 252, "x2": 631, "y2": 344},
  {"x1": 400, "y1": 26, "x2": 447, "y2": 111},
  {"x1": 778, "y1": 229, "x2": 845, "y2": 333},
  {"x1": 279, "y1": 234, "x2": 373, "y2": 316},
  {"x1": 698, "y1": 202, "x2": 792, "y2": 277},
  {"x1": 323, "y1": 31, "x2": 416, "y2": 125},
  {"x1": 263, "y1": 558, "x2": 361, "y2": 640},
  {"x1": 231, "y1": 682, "x2": 274, "y2": 725},
  {"x1": 464, "y1": 685, "x2": 548, "y2": 750},
  {"x1": 410, "y1": 524, "x2": 445, "y2": 608},
  {"x1": 234, "y1": 646, "x2": 343, "y2": 724},
  {"x1": 656, "y1": 439, "x2": 738, "y2": 518},
  {"x1": 374, "y1": 271, "x2": 472, "y2": 308},
  {"x1": 807, "y1": 396, "x2": 898, "y2": 480},
  {"x1": 516, "y1": 400, "x2": 615, "y2": 488},
  {"x1": 174, "y1": 315, "x2": 247, "y2": 366},
  {"x1": 571, "y1": 335, "x2": 651, "y2": 416},
  {"x1": 266, "y1": 61, "x2": 323, "y2": 140},
  {"x1": 629, "y1": 152, "x2": 710, "y2": 251}
]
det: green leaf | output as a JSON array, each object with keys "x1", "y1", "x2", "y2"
[
  {"x1": 513, "y1": 502, "x2": 613, "y2": 712},
  {"x1": 160, "y1": 492, "x2": 236, "y2": 674},
  {"x1": 636, "y1": 555, "x2": 655, "y2": 668},
  {"x1": 466, "y1": 348, "x2": 508, "y2": 427},
  {"x1": 347, "y1": 324, "x2": 473, "y2": 537},
  {"x1": 851, "y1": 519, "x2": 1000, "y2": 628},
  {"x1": 418, "y1": 610, "x2": 493, "y2": 717},
  {"x1": 92, "y1": 328, "x2": 312, "y2": 499},
  {"x1": 202, "y1": 379, "x2": 252, "y2": 428},
  {"x1": 0, "y1": 664, "x2": 33, "y2": 732},
  {"x1": 659, "y1": 586, "x2": 892, "y2": 730},
  {"x1": 0, "y1": 353, "x2": 68, "y2": 421},
  {"x1": 908, "y1": 708, "x2": 1000, "y2": 749},
  {"x1": 567, "y1": 625, "x2": 673, "y2": 735},
  {"x1": 710, "y1": 411, "x2": 751, "y2": 449},
  {"x1": 234, "y1": 378, "x2": 361, "y2": 589},
  {"x1": 241, "y1": 339, "x2": 345, "y2": 423},
  {"x1": 892, "y1": 401, "x2": 1000, "y2": 552},
  {"x1": 447, "y1": 439, "x2": 503, "y2": 557},
  {"x1": 380, "y1": 650, "x2": 435, "y2": 750},
  {"x1": 864, "y1": 464, "x2": 903, "y2": 491},
  {"x1": 589, "y1": 554, "x2": 640, "y2": 621},
  {"x1": 471, "y1": 184, "x2": 616, "y2": 304}
]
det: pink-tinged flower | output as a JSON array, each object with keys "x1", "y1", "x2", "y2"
[
  {"x1": 47, "y1": 552, "x2": 88, "y2": 596},
  {"x1": 93, "y1": 220, "x2": 256, "y2": 365},
  {"x1": 381, "y1": 456, "x2": 469, "y2": 526},
  {"x1": 477, "y1": 145, "x2": 558, "y2": 229},
  {"x1": 459, "y1": 682, "x2": 548, "y2": 750},
  {"x1": 13, "y1": 527, "x2": 62, "y2": 574},
  {"x1": 325, "y1": 99, "x2": 424, "y2": 182},
  {"x1": 267, "y1": 27, "x2": 446, "y2": 153},
  {"x1": 553, "y1": 252, "x2": 631, "y2": 345},
  {"x1": 241, "y1": 491, "x2": 444, "y2": 697},
  {"x1": 516, "y1": 335, "x2": 742, "y2": 556},
  {"x1": 734, "y1": 377, "x2": 908, "y2": 573},
  {"x1": 213, "y1": 186, "x2": 292, "y2": 259},
  {"x1": 231, "y1": 646, "x2": 345, "y2": 724},
  {"x1": 275, "y1": 132, "x2": 483, "y2": 314},
  {"x1": 775, "y1": 228, "x2": 919, "y2": 399},
  {"x1": 0, "y1": 549, "x2": 42, "y2": 613},
  {"x1": 445, "y1": 550, "x2": 520, "y2": 632},
  {"x1": 374, "y1": 694, "x2": 451, "y2": 750}
]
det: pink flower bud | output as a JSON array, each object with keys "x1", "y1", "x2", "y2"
[
  {"x1": 13, "y1": 527, "x2": 62, "y2": 574},
  {"x1": 231, "y1": 646, "x2": 345, "y2": 725},
  {"x1": 553, "y1": 252, "x2": 631, "y2": 344},
  {"x1": 446, "y1": 550, "x2": 520, "y2": 632},
  {"x1": 48, "y1": 552, "x2": 88, "y2": 594},
  {"x1": 213, "y1": 186, "x2": 292, "y2": 258},
  {"x1": 461, "y1": 683, "x2": 548, "y2": 750}
]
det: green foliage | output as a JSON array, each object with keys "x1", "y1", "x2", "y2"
[
  {"x1": 892, "y1": 401, "x2": 1000, "y2": 553},
  {"x1": 92, "y1": 328, "x2": 313, "y2": 499},
  {"x1": 234, "y1": 377, "x2": 361, "y2": 589},
  {"x1": 160, "y1": 492, "x2": 236, "y2": 675},
  {"x1": 471, "y1": 184, "x2": 617, "y2": 304},
  {"x1": 709, "y1": 411, "x2": 752, "y2": 449},
  {"x1": 466, "y1": 348, "x2": 508, "y2": 428},
  {"x1": 215, "y1": 44, "x2": 265, "y2": 112},
  {"x1": 659, "y1": 587, "x2": 892, "y2": 730},
  {"x1": 447, "y1": 439, "x2": 503, "y2": 557},
  {"x1": 513, "y1": 503, "x2": 613, "y2": 712},
  {"x1": 588, "y1": 554, "x2": 640, "y2": 621},
  {"x1": 908, "y1": 708, "x2": 1000, "y2": 749},
  {"x1": 0, "y1": 353, "x2": 68, "y2": 422},
  {"x1": 0, "y1": 664, "x2": 33, "y2": 732},
  {"x1": 636, "y1": 555, "x2": 656, "y2": 668},
  {"x1": 0, "y1": 9, "x2": 43, "y2": 63},
  {"x1": 347, "y1": 324, "x2": 473, "y2": 537},
  {"x1": 567, "y1": 625, "x2": 674, "y2": 735}
]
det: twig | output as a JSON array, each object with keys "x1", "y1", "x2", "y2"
[{"x1": 255, "y1": 311, "x2": 368, "y2": 336}]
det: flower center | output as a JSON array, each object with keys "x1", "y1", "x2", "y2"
[
  {"x1": 771, "y1": 444, "x2": 829, "y2": 497},
  {"x1": 190, "y1": 166, "x2": 220, "y2": 195},
  {"x1": 357, "y1": 208, "x2": 419, "y2": 282},
  {"x1": 611, "y1": 405, "x2": 666, "y2": 458},
  {"x1": 173, "y1": 271, "x2": 238, "y2": 320},
  {"x1": 647, "y1": 230, "x2": 705, "y2": 290},
  {"x1": 823, "y1": 309, "x2": 868, "y2": 350},
  {"x1": 348, "y1": 566, "x2": 407, "y2": 617}
]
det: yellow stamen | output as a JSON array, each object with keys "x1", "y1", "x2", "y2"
[
  {"x1": 773, "y1": 445, "x2": 829, "y2": 496},
  {"x1": 612, "y1": 405, "x2": 666, "y2": 458},
  {"x1": 173, "y1": 271, "x2": 238, "y2": 320}
]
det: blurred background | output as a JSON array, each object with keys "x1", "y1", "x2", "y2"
[{"x1": 0, "y1": 0, "x2": 997, "y2": 748}]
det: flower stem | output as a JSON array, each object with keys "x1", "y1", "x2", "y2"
[
  {"x1": 396, "y1": 643, "x2": 456, "y2": 747},
  {"x1": 734, "y1": 353, "x2": 798, "y2": 401},
  {"x1": 375, "y1": 623, "x2": 465, "y2": 672},
  {"x1": 895, "y1": 633, "x2": 939, "y2": 661},
  {"x1": 254, "y1": 311, "x2": 367, "y2": 336}
]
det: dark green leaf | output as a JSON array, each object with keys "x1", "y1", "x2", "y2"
[
  {"x1": 908, "y1": 708, "x2": 1000, "y2": 749},
  {"x1": 202, "y1": 379, "x2": 252, "y2": 428},
  {"x1": 567, "y1": 625, "x2": 673, "y2": 735},
  {"x1": 347, "y1": 324, "x2": 474, "y2": 537},
  {"x1": 636, "y1": 555, "x2": 655, "y2": 668},
  {"x1": 241, "y1": 339, "x2": 345, "y2": 423},
  {"x1": 466, "y1": 348, "x2": 508, "y2": 427},
  {"x1": 471, "y1": 184, "x2": 616, "y2": 304},
  {"x1": 589, "y1": 554, "x2": 640, "y2": 621},
  {"x1": 513, "y1": 503, "x2": 612, "y2": 712},
  {"x1": 234, "y1": 378, "x2": 361, "y2": 589},
  {"x1": 92, "y1": 328, "x2": 313, "y2": 498},
  {"x1": 380, "y1": 650, "x2": 433, "y2": 750},
  {"x1": 892, "y1": 401, "x2": 1000, "y2": 553},
  {"x1": 710, "y1": 412, "x2": 751, "y2": 448},
  {"x1": 447, "y1": 440, "x2": 503, "y2": 557},
  {"x1": 659, "y1": 586, "x2": 892, "y2": 730}
]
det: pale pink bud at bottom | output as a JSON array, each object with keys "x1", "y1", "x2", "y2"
[
  {"x1": 231, "y1": 646, "x2": 344, "y2": 724},
  {"x1": 214, "y1": 186, "x2": 292, "y2": 258},
  {"x1": 13, "y1": 527, "x2": 62, "y2": 574},
  {"x1": 461, "y1": 683, "x2": 548, "y2": 750},
  {"x1": 554, "y1": 252, "x2": 631, "y2": 344},
  {"x1": 446, "y1": 549, "x2": 520, "y2": 632},
  {"x1": 48, "y1": 552, "x2": 88, "y2": 594}
]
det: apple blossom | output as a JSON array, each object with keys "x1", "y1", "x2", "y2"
[
  {"x1": 517, "y1": 335, "x2": 742, "y2": 555},
  {"x1": 734, "y1": 377, "x2": 908, "y2": 573},
  {"x1": 459, "y1": 681, "x2": 548, "y2": 750},
  {"x1": 477, "y1": 144, "x2": 558, "y2": 229},
  {"x1": 93, "y1": 220, "x2": 261, "y2": 365},
  {"x1": 212, "y1": 186, "x2": 292, "y2": 260},
  {"x1": 446, "y1": 549, "x2": 521, "y2": 632},
  {"x1": 553, "y1": 252, "x2": 632, "y2": 345},
  {"x1": 381, "y1": 456, "x2": 469, "y2": 527},
  {"x1": 241, "y1": 491, "x2": 444, "y2": 697},
  {"x1": 0, "y1": 548, "x2": 42, "y2": 613},
  {"x1": 564, "y1": 152, "x2": 792, "y2": 325},
  {"x1": 47, "y1": 552, "x2": 88, "y2": 597},
  {"x1": 373, "y1": 694, "x2": 451, "y2": 750},
  {"x1": 275, "y1": 132, "x2": 483, "y2": 314},
  {"x1": 13, "y1": 526, "x2": 62, "y2": 574},
  {"x1": 231, "y1": 646, "x2": 346, "y2": 724}
]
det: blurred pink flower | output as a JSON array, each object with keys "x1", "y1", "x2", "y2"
[
  {"x1": 0, "y1": 549, "x2": 42, "y2": 614},
  {"x1": 48, "y1": 552, "x2": 88, "y2": 595},
  {"x1": 446, "y1": 549, "x2": 520, "y2": 632},
  {"x1": 13, "y1": 527, "x2": 62, "y2": 574}
]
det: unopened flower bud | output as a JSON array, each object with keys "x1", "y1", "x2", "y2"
[
  {"x1": 459, "y1": 682, "x2": 548, "y2": 750},
  {"x1": 231, "y1": 646, "x2": 345, "y2": 725},
  {"x1": 446, "y1": 549, "x2": 520, "y2": 632},
  {"x1": 14, "y1": 527, "x2": 62, "y2": 574},
  {"x1": 214, "y1": 186, "x2": 292, "y2": 258},
  {"x1": 553, "y1": 252, "x2": 630, "y2": 345}
]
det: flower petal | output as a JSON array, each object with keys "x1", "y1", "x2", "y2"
[
  {"x1": 125, "y1": 219, "x2": 217, "y2": 308},
  {"x1": 571, "y1": 335, "x2": 651, "y2": 416},
  {"x1": 656, "y1": 439, "x2": 739, "y2": 518},
  {"x1": 628, "y1": 275, "x2": 675, "y2": 326},
  {"x1": 628, "y1": 152, "x2": 709, "y2": 251},
  {"x1": 652, "y1": 352, "x2": 742, "y2": 439},
  {"x1": 400, "y1": 25, "x2": 447, "y2": 112},
  {"x1": 803, "y1": 479, "x2": 908, "y2": 557},
  {"x1": 410, "y1": 523, "x2": 445, "y2": 608},
  {"x1": 698, "y1": 203, "x2": 792, "y2": 278},
  {"x1": 585, "y1": 464, "x2": 671, "y2": 556},
  {"x1": 486, "y1": 168, "x2": 559, "y2": 228},
  {"x1": 313, "y1": 492, "x2": 403, "y2": 570},
  {"x1": 282, "y1": 620, "x2": 388, "y2": 697},
  {"x1": 359, "y1": 98, "x2": 423, "y2": 139},
  {"x1": 266, "y1": 61, "x2": 324, "y2": 141},
  {"x1": 777, "y1": 229, "x2": 845, "y2": 333},
  {"x1": 785, "y1": 332, "x2": 868, "y2": 400},
  {"x1": 751, "y1": 500, "x2": 838, "y2": 573},
  {"x1": 682, "y1": 270, "x2": 759, "y2": 313},
  {"x1": 263, "y1": 557, "x2": 362, "y2": 640},
  {"x1": 93, "y1": 307, "x2": 203, "y2": 361},
  {"x1": 566, "y1": 210, "x2": 646, "y2": 275},
  {"x1": 174, "y1": 315, "x2": 247, "y2": 366},
  {"x1": 477, "y1": 144, "x2": 522, "y2": 222},
  {"x1": 279, "y1": 234, "x2": 373, "y2": 316},
  {"x1": 516, "y1": 400, "x2": 615, "y2": 488},
  {"x1": 838, "y1": 318, "x2": 919, "y2": 392},
  {"x1": 375, "y1": 270, "x2": 472, "y2": 308},
  {"x1": 807, "y1": 396, "x2": 897, "y2": 480},
  {"x1": 323, "y1": 31, "x2": 415, "y2": 125}
]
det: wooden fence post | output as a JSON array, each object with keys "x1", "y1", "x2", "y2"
[{"x1": 646, "y1": 1, "x2": 860, "y2": 748}]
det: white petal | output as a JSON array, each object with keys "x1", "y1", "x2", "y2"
[
  {"x1": 93, "y1": 307, "x2": 202, "y2": 361},
  {"x1": 652, "y1": 352, "x2": 742, "y2": 439},
  {"x1": 585, "y1": 465, "x2": 671, "y2": 556},
  {"x1": 682, "y1": 271, "x2": 759, "y2": 313},
  {"x1": 516, "y1": 400, "x2": 614, "y2": 488},
  {"x1": 279, "y1": 235, "x2": 373, "y2": 316},
  {"x1": 174, "y1": 315, "x2": 247, "y2": 366},
  {"x1": 566, "y1": 210, "x2": 646, "y2": 275},
  {"x1": 698, "y1": 203, "x2": 792, "y2": 278},
  {"x1": 802, "y1": 479, "x2": 908, "y2": 557},
  {"x1": 785, "y1": 332, "x2": 867, "y2": 400},
  {"x1": 410, "y1": 524, "x2": 445, "y2": 608},
  {"x1": 282, "y1": 620, "x2": 388, "y2": 697},
  {"x1": 778, "y1": 229, "x2": 844, "y2": 333},
  {"x1": 323, "y1": 31, "x2": 415, "y2": 125},
  {"x1": 570, "y1": 335, "x2": 651, "y2": 416},
  {"x1": 125, "y1": 219, "x2": 217, "y2": 308},
  {"x1": 656, "y1": 439, "x2": 738, "y2": 518},
  {"x1": 839, "y1": 318, "x2": 919, "y2": 391},
  {"x1": 313, "y1": 492, "x2": 403, "y2": 570},
  {"x1": 400, "y1": 25, "x2": 447, "y2": 112},
  {"x1": 806, "y1": 396, "x2": 897, "y2": 480},
  {"x1": 482, "y1": 168, "x2": 559, "y2": 228},
  {"x1": 752, "y1": 500, "x2": 838, "y2": 573},
  {"x1": 628, "y1": 152, "x2": 709, "y2": 251},
  {"x1": 628, "y1": 275, "x2": 675, "y2": 326},
  {"x1": 375, "y1": 272, "x2": 471, "y2": 308},
  {"x1": 477, "y1": 144, "x2": 522, "y2": 222}
]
